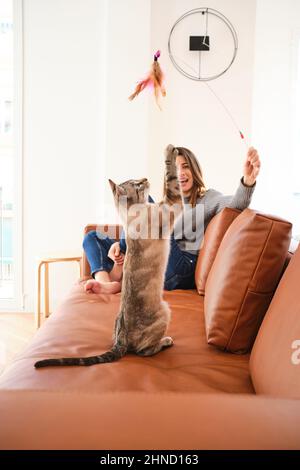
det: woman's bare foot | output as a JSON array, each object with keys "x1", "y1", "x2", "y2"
[
  {"x1": 84, "y1": 279, "x2": 121, "y2": 295},
  {"x1": 84, "y1": 280, "x2": 102, "y2": 294}
]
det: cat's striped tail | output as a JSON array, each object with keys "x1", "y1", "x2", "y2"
[{"x1": 34, "y1": 344, "x2": 127, "y2": 368}]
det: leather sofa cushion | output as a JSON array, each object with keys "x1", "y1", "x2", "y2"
[
  {"x1": 0, "y1": 284, "x2": 253, "y2": 396},
  {"x1": 0, "y1": 390, "x2": 299, "y2": 449},
  {"x1": 250, "y1": 244, "x2": 300, "y2": 399},
  {"x1": 204, "y1": 209, "x2": 292, "y2": 354},
  {"x1": 195, "y1": 208, "x2": 241, "y2": 295}
]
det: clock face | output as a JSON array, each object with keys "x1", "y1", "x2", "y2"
[{"x1": 168, "y1": 8, "x2": 238, "y2": 81}]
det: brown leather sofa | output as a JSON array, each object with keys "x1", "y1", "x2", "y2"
[{"x1": 0, "y1": 209, "x2": 299, "y2": 450}]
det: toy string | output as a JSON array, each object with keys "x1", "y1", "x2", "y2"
[
  {"x1": 172, "y1": 54, "x2": 249, "y2": 150},
  {"x1": 204, "y1": 81, "x2": 249, "y2": 150}
]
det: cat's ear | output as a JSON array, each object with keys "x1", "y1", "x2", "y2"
[
  {"x1": 116, "y1": 185, "x2": 126, "y2": 196},
  {"x1": 108, "y1": 179, "x2": 116, "y2": 193},
  {"x1": 108, "y1": 179, "x2": 126, "y2": 196}
]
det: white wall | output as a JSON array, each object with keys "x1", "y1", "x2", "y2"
[
  {"x1": 100, "y1": 0, "x2": 151, "y2": 222},
  {"x1": 23, "y1": 0, "x2": 106, "y2": 312},
  {"x1": 22, "y1": 0, "x2": 257, "y2": 312},
  {"x1": 251, "y1": 0, "x2": 300, "y2": 236}
]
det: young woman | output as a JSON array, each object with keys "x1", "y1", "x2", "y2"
[{"x1": 83, "y1": 146, "x2": 261, "y2": 294}]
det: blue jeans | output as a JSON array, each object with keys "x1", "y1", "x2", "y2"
[{"x1": 82, "y1": 231, "x2": 197, "y2": 291}]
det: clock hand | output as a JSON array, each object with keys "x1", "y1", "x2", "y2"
[{"x1": 202, "y1": 36, "x2": 209, "y2": 48}]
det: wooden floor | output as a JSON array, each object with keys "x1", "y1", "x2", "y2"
[{"x1": 0, "y1": 313, "x2": 36, "y2": 375}]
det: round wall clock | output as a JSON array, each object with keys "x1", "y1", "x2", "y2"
[{"x1": 168, "y1": 7, "x2": 238, "y2": 81}]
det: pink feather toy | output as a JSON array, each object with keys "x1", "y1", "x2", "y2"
[{"x1": 129, "y1": 50, "x2": 166, "y2": 110}]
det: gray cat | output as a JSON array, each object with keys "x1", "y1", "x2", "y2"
[{"x1": 34, "y1": 145, "x2": 182, "y2": 368}]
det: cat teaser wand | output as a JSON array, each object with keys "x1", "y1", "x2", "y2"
[{"x1": 129, "y1": 50, "x2": 248, "y2": 149}]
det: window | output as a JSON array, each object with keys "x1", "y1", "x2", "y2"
[
  {"x1": 0, "y1": 0, "x2": 22, "y2": 310},
  {"x1": 291, "y1": 29, "x2": 300, "y2": 196}
]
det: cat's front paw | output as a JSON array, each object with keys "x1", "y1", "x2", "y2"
[{"x1": 164, "y1": 144, "x2": 179, "y2": 162}]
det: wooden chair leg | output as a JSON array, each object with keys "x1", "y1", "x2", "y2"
[
  {"x1": 35, "y1": 261, "x2": 43, "y2": 329},
  {"x1": 44, "y1": 262, "x2": 50, "y2": 318},
  {"x1": 77, "y1": 259, "x2": 82, "y2": 278}
]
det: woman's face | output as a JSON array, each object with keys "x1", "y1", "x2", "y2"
[{"x1": 176, "y1": 155, "x2": 194, "y2": 196}]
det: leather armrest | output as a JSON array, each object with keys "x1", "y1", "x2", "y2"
[
  {"x1": 81, "y1": 224, "x2": 122, "y2": 279},
  {"x1": 0, "y1": 391, "x2": 299, "y2": 450}
]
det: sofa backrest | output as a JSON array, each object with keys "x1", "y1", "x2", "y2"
[
  {"x1": 204, "y1": 209, "x2": 292, "y2": 353},
  {"x1": 250, "y1": 244, "x2": 300, "y2": 399},
  {"x1": 194, "y1": 207, "x2": 241, "y2": 295}
]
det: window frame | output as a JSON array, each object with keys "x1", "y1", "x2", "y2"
[
  {"x1": 291, "y1": 28, "x2": 300, "y2": 196},
  {"x1": 0, "y1": 0, "x2": 23, "y2": 311}
]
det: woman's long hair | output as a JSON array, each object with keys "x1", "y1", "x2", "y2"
[{"x1": 163, "y1": 146, "x2": 206, "y2": 207}]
